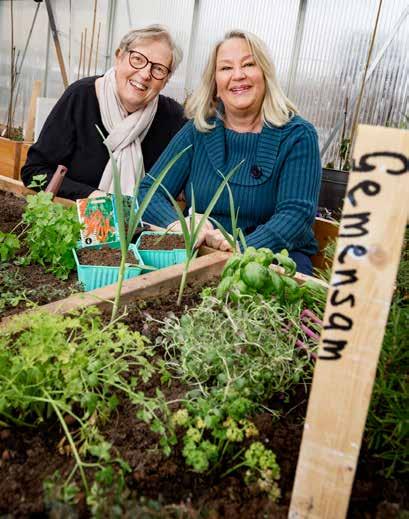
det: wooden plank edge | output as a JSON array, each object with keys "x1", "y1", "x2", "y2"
[
  {"x1": 1, "y1": 247, "x2": 327, "y2": 327},
  {"x1": 0, "y1": 174, "x2": 74, "y2": 207},
  {"x1": 0, "y1": 251, "x2": 231, "y2": 326}
]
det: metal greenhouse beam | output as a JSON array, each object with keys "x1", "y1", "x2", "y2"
[
  {"x1": 287, "y1": 0, "x2": 308, "y2": 98},
  {"x1": 126, "y1": 0, "x2": 133, "y2": 29},
  {"x1": 14, "y1": 0, "x2": 42, "y2": 94},
  {"x1": 105, "y1": 0, "x2": 118, "y2": 71},
  {"x1": 44, "y1": 0, "x2": 69, "y2": 88}
]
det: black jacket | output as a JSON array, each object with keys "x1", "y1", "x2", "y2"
[{"x1": 21, "y1": 76, "x2": 187, "y2": 200}]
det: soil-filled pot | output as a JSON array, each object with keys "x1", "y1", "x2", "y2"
[
  {"x1": 318, "y1": 168, "x2": 349, "y2": 211},
  {"x1": 0, "y1": 132, "x2": 32, "y2": 180},
  {"x1": 73, "y1": 241, "x2": 143, "y2": 291},
  {"x1": 136, "y1": 231, "x2": 187, "y2": 269},
  {"x1": 0, "y1": 136, "x2": 23, "y2": 180}
]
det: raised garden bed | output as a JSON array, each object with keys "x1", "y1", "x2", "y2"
[
  {"x1": 0, "y1": 175, "x2": 327, "y2": 323},
  {"x1": 0, "y1": 281, "x2": 407, "y2": 518},
  {"x1": 1, "y1": 125, "x2": 407, "y2": 519}
]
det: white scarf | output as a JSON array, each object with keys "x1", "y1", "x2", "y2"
[{"x1": 97, "y1": 67, "x2": 158, "y2": 196}]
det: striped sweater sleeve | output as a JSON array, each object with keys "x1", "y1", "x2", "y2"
[
  {"x1": 138, "y1": 122, "x2": 194, "y2": 227},
  {"x1": 246, "y1": 126, "x2": 321, "y2": 251}
]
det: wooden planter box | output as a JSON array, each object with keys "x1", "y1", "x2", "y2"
[
  {"x1": 1, "y1": 126, "x2": 406, "y2": 517},
  {"x1": 0, "y1": 173, "x2": 71, "y2": 207},
  {"x1": 0, "y1": 137, "x2": 32, "y2": 180},
  {"x1": 0, "y1": 174, "x2": 330, "y2": 325},
  {"x1": 19, "y1": 142, "x2": 31, "y2": 173}
]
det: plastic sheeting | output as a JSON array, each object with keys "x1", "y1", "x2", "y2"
[{"x1": 0, "y1": 0, "x2": 408, "y2": 158}]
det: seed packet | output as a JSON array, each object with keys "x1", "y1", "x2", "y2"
[{"x1": 76, "y1": 195, "x2": 119, "y2": 246}]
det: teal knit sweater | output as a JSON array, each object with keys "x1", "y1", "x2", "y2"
[{"x1": 139, "y1": 115, "x2": 322, "y2": 255}]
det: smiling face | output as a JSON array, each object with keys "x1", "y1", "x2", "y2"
[
  {"x1": 215, "y1": 37, "x2": 265, "y2": 119},
  {"x1": 115, "y1": 38, "x2": 172, "y2": 112}
]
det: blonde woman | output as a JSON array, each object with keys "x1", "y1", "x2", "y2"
[
  {"x1": 139, "y1": 30, "x2": 321, "y2": 275},
  {"x1": 22, "y1": 25, "x2": 186, "y2": 199}
]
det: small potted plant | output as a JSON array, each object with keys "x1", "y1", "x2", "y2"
[
  {"x1": 0, "y1": 0, "x2": 33, "y2": 180},
  {"x1": 320, "y1": 98, "x2": 350, "y2": 213}
]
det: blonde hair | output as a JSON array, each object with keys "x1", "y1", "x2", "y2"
[
  {"x1": 117, "y1": 25, "x2": 183, "y2": 74},
  {"x1": 185, "y1": 29, "x2": 298, "y2": 132}
]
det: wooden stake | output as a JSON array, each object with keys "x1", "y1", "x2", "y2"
[
  {"x1": 77, "y1": 31, "x2": 84, "y2": 81},
  {"x1": 290, "y1": 124, "x2": 409, "y2": 518},
  {"x1": 6, "y1": 0, "x2": 15, "y2": 137},
  {"x1": 87, "y1": 0, "x2": 98, "y2": 76},
  {"x1": 94, "y1": 22, "x2": 101, "y2": 75},
  {"x1": 44, "y1": 0, "x2": 69, "y2": 88},
  {"x1": 24, "y1": 79, "x2": 42, "y2": 141},
  {"x1": 347, "y1": 0, "x2": 383, "y2": 163},
  {"x1": 83, "y1": 27, "x2": 87, "y2": 78}
]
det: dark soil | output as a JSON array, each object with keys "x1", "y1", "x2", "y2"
[
  {"x1": 0, "y1": 190, "x2": 81, "y2": 320},
  {"x1": 0, "y1": 189, "x2": 26, "y2": 232},
  {"x1": 139, "y1": 233, "x2": 186, "y2": 251},
  {"x1": 76, "y1": 246, "x2": 138, "y2": 267},
  {"x1": 0, "y1": 286, "x2": 407, "y2": 518}
]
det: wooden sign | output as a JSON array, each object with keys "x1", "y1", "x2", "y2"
[{"x1": 289, "y1": 125, "x2": 409, "y2": 518}]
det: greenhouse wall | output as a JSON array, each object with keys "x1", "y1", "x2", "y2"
[{"x1": 0, "y1": 0, "x2": 407, "y2": 163}]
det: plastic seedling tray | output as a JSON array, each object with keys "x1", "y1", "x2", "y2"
[
  {"x1": 135, "y1": 231, "x2": 187, "y2": 269},
  {"x1": 73, "y1": 241, "x2": 144, "y2": 291}
]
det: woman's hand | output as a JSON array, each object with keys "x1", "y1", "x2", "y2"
[
  {"x1": 166, "y1": 214, "x2": 213, "y2": 247},
  {"x1": 203, "y1": 229, "x2": 235, "y2": 252}
]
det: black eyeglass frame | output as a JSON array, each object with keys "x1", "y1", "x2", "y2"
[{"x1": 127, "y1": 50, "x2": 171, "y2": 80}]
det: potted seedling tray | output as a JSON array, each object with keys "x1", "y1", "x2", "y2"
[
  {"x1": 73, "y1": 241, "x2": 143, "y2": 291},
  {"x1": 136, "y1": 231, "x2": 187, "y2": 269}
]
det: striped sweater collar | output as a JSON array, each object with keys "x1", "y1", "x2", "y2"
[{"x1": 203, "y1": 117, "x2": 284, "y2": 177}]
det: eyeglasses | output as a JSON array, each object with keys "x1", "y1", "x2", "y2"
[{"x1": 128, "y1": 50, "x2": 170, "y2": 80}]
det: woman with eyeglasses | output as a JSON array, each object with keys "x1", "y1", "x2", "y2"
[
  {"x1": 21, "y1": 25, "x2": 186, "y2": 200},
  {"x1": 139, "y1": 30, "x2": 321, "y2": 275}
]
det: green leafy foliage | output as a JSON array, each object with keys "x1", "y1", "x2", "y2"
[
  {"x1": 217, "y1": 246, "x2": 327, "y2": 311},
  {"x1": 21, "y1": 191, "x2": 83, "y2": 279},
  {"x1": 0, "y1": 266, "x2": 29, "y2": 311},
  {"x1": 149, "y1": 288, "x2": 317, "y2": 494},
  {"x1": 209, "y1": 169, "x2": 247, "y2": 251},
  {"x1": 241, "y1": 442, "x2": 281, "y2": 500},
  {"x1": 0, "y1": 306, "x2": 154, "y2": 492},
  {"x1": 0, "y1": 231, "x2": 20, "y2": 262},
  {"x1": 27, "y1": 173, "x2": 47, "y2": 190},
  {"x1": 366, "y1": 231, "x2": 409, "y2": 476},
  {"x1": 160, "y1": 292, "x2": 312, "y2": 406},
  {"x1": 0, "y1": 264, "x2": 82, "y2": 313}
]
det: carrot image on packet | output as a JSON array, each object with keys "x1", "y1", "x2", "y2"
[{"x1": 76, "y1": 195, "x2": 118, "y2": 246}]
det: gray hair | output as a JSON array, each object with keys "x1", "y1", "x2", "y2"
[
  {"x1": 185, "y1": 29, "x2": 298, "y2": 132},
  {"x1": 118, "y1": 25, "x2": 183, "y2": 74}
]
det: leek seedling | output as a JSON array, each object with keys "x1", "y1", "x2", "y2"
[
  {"x1": 209, "y1": 169, "x2": 247, "y2": 251},
  {"x1": 96, "y1": 125, "x2": 191, "y2": 320},
  {"x1": 153, "y1": 159, "x2": 244, "y2": 305}
]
